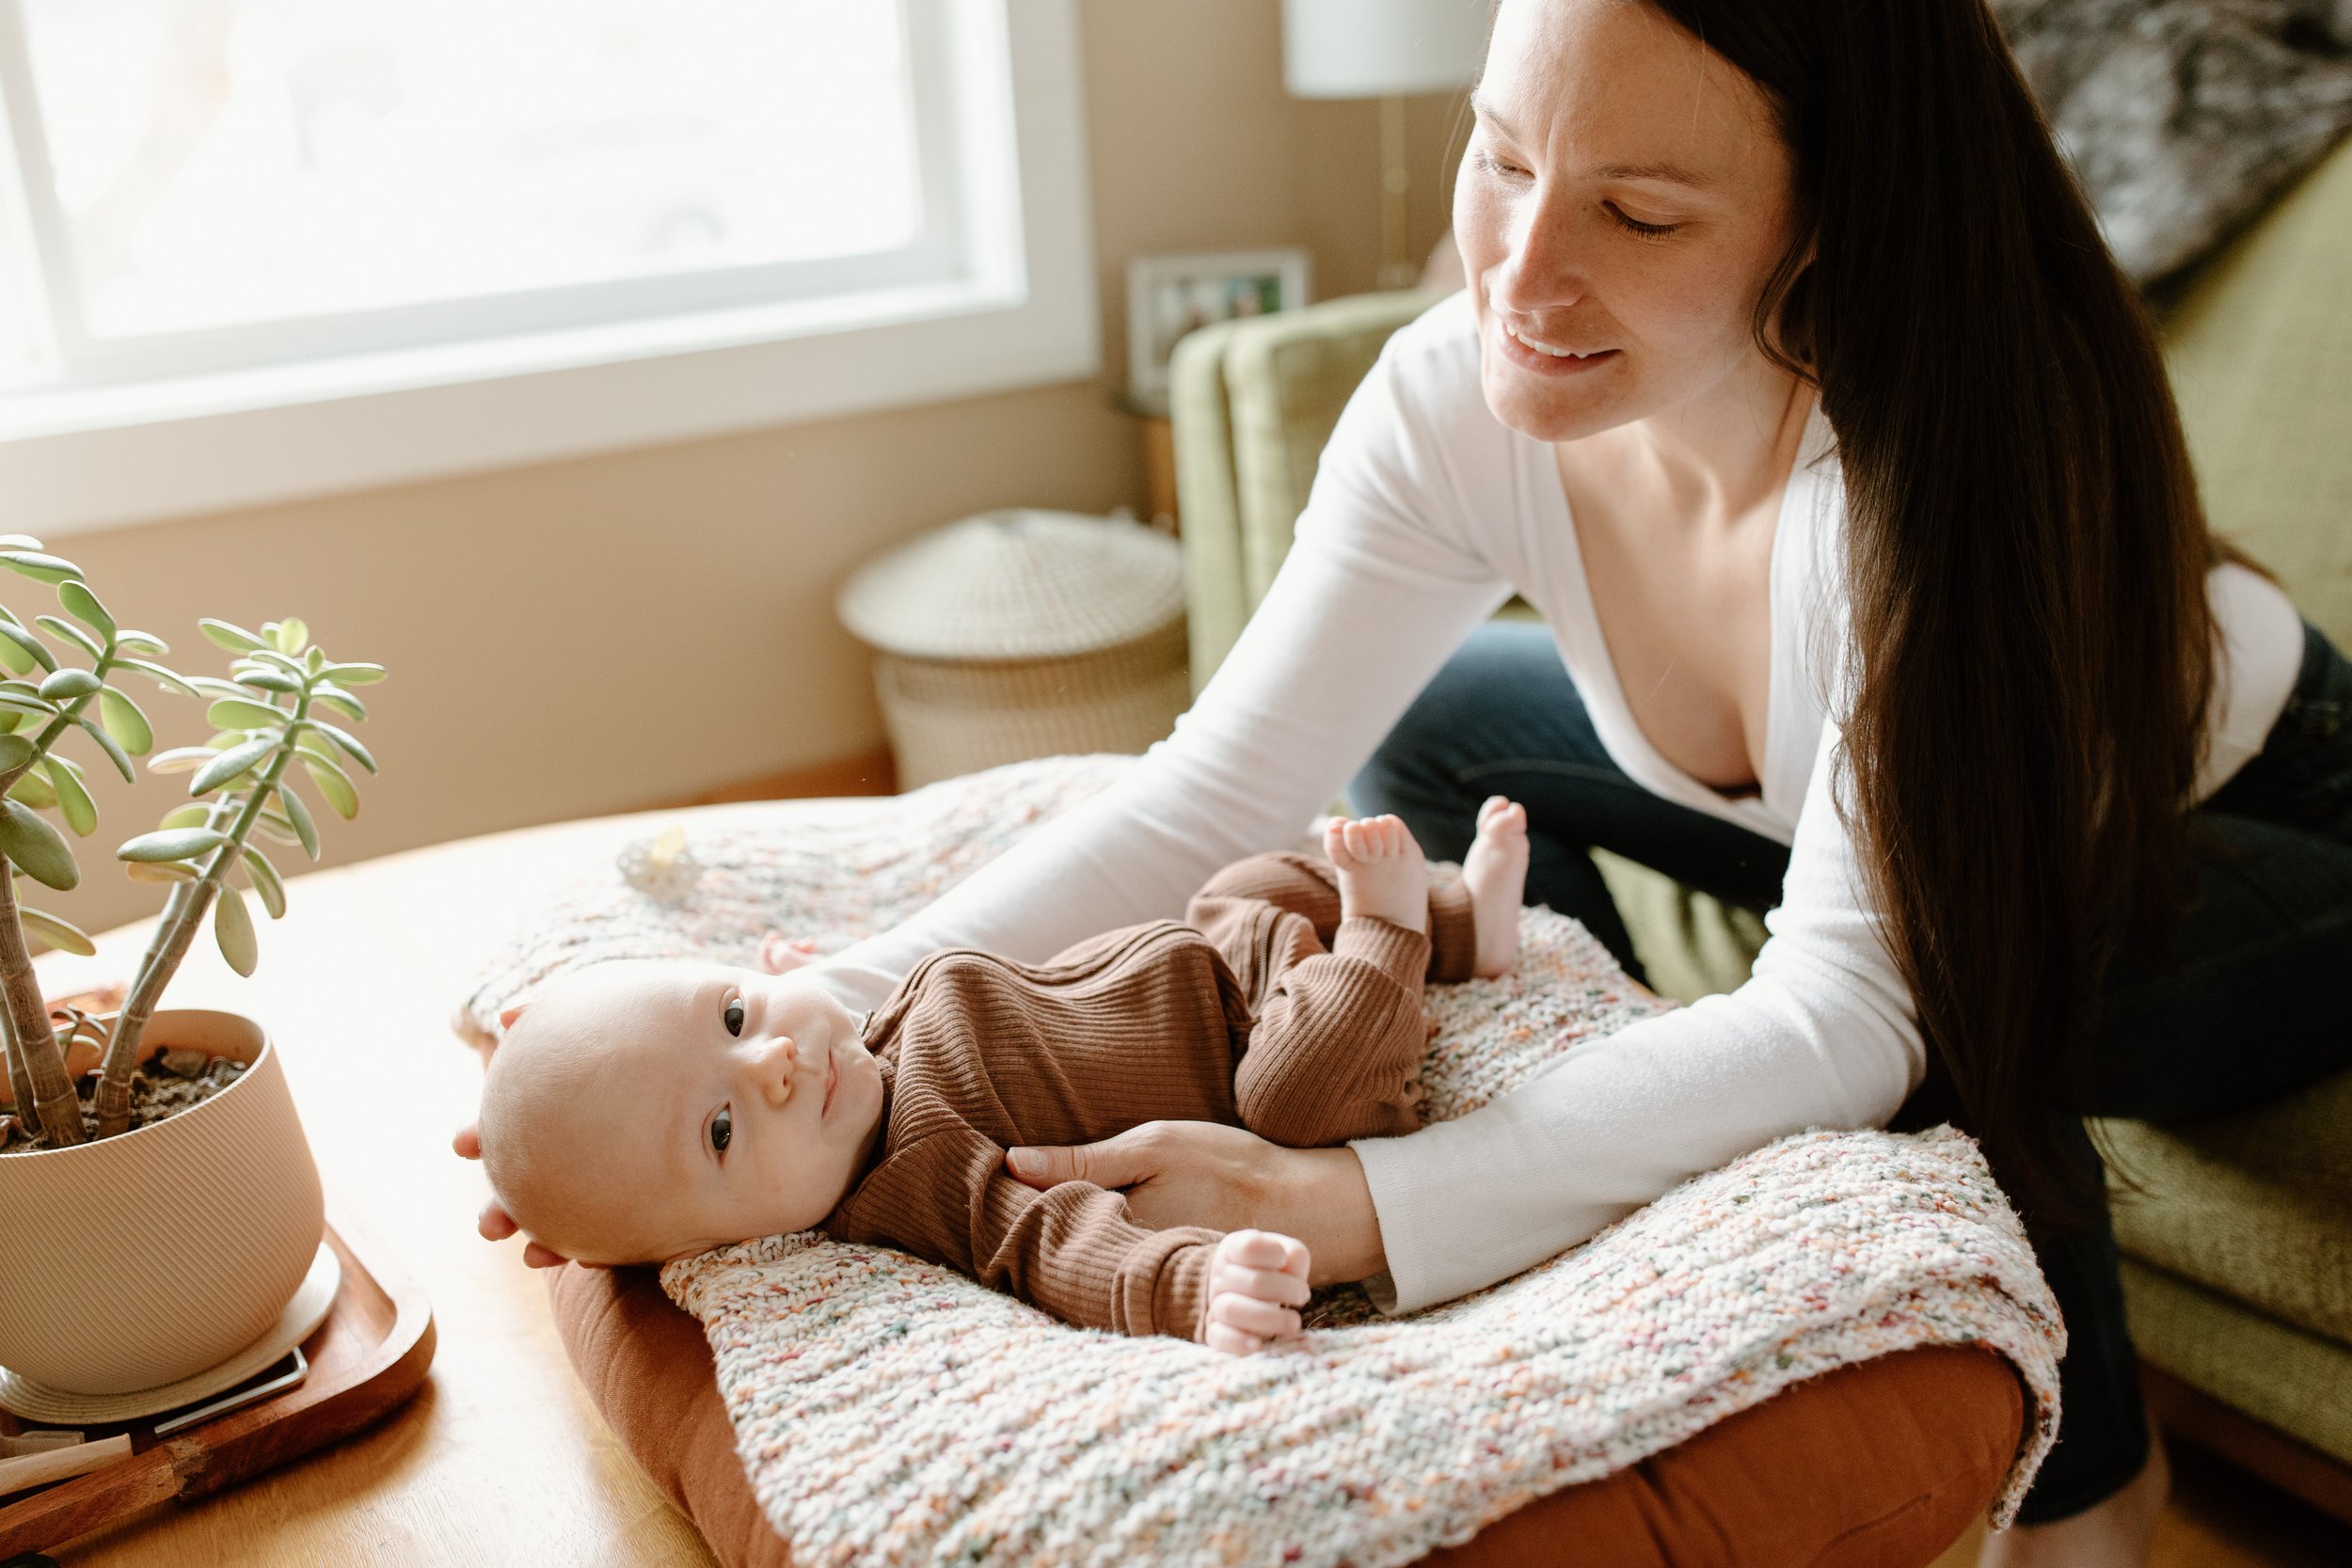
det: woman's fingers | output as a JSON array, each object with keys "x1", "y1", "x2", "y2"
[
  {"x1": 1005, "y1": 1121, "x2": 1173, "y2": 1191},
  {"x1": 477, "y1": 1199, "x2": 518, "y2": 1241},
  {"x1": 452, "y1": 1120, "x2": 483, "y2": 1159},
  {"x1": 522, "y1": 1241, "x2": 574, "y2": 1269}
]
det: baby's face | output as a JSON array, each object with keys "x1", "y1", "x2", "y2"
[{"x1": 492, "y1": 959, "x2": 885, "y2": 1262}]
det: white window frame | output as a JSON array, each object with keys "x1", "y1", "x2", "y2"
[{"x1": 0, "y1": 0, "x2": 1098, "y2": 536}]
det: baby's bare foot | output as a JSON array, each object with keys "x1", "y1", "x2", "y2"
[
  {"x1": 1325, "y1": 815, "x2": 1428, "y2": 933},
  {"x1": 1463, "y1": 796, "x2": 1529, "y2": 977},
  {"x1": 757, "y1": 930, "x2": 820, "y2": 974}
]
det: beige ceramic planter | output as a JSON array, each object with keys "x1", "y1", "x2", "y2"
[{"x1": 0, "y1": 1009, "x2": 324, "y2": 1396}]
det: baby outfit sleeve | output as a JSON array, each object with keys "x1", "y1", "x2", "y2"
[
  {"x1": 1186, "y1": 851, "x2": 1479, "y2": 1146},
  {"x1": 834, "y1": 1124, "x2": 1221, "y2": 1340}
]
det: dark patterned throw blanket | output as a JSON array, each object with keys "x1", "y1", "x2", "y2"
[{"x1": 1995, "y1": 0, "x2": 2352, "y2": 281}]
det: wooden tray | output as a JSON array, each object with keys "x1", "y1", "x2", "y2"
[{"x1": 0, "y1": 1202, "x2": 435, "y2": 1558}]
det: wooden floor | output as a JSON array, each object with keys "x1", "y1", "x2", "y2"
[{"x1": 1931, "y1": 1438, "x2": 2352, "y2": 1567}]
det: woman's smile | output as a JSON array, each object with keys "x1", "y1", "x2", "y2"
[{"x1": 1497, "y1": 316, "x2": 1622, "y2": 376}]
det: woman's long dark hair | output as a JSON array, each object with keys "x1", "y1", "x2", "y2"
[{"x1": 1640, "y1": 0, "x2": 2221, "y2": 1223}]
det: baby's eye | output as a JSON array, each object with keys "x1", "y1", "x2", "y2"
[
  {"x1": 709, "y1": 1108, "x2": 732, "y2": 1153},
  {"x1": 723, "y1": 998, "x2": 745, "y2": 1037}
]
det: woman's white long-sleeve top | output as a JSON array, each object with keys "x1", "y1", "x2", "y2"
[{"x1": 811, "y1": 293, "x2": 2305, "y2": 1315}]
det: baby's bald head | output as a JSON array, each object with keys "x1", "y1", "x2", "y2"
[{"x1": 477, "y1": 963, "x2": 696, "y2": 1265}]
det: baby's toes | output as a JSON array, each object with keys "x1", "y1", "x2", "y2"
[{"x1": 1324, "y1": 818, "x2": 1357, "y2": 866}]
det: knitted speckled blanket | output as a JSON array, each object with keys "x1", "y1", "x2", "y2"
[{"x1": 461, "y1": 757, "x2": 2063, "y2": 1566}]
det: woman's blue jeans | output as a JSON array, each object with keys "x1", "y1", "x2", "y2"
[{"x1": 1350, "y1": 617, "x2": 2352, "y2": 1523}]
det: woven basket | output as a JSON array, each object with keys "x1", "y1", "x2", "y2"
[{"x1": 838, "y1": 512, "x2": 1189, "y2": 789}]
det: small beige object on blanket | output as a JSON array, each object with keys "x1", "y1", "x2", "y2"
[{"x1": 464, "y1": 757, "x2": 2064, "y2": 1568}]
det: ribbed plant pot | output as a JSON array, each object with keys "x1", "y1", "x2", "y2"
[{"x1": 0, "y1": 1009, "x2": 324, "y2": 1397}]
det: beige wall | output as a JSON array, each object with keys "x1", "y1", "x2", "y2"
[{"x1": 33, "y1": 0, "x2": 1464, "y2": 941}]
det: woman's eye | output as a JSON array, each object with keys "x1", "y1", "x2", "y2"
[
  {"x1": 709, "y1": 1108, "x2": 732, "y2": 1153},
  {"x1": 723, "y1": 999, "x2": 745, "y2": 1037},
  {"x1": 1608, "y1": 205, "x2": 1680, "y2": 239}
]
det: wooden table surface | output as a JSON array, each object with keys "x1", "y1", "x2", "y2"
[{"x1": 28, "y1": 804, "x2": 807, "y2": 1566}]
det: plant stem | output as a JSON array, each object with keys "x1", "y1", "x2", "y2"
[
  {"x1": 93, "y1": 700, "x2": 307, "y2": 1139},
  {"x1": 0, "y1": 673, "x2": 114, "y2": 1145},
  {"x1": 3, "y1": 996, "x2": 40, "y2": 1135},
  {"x1": 0, "y1": 867, "x2": 83, "y2": 1143}
]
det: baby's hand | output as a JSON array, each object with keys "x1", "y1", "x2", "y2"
[
  {"x1": 757, "y1": 930, "x2": 820, "y2": 974},
  {"x1": 1201, "y1": 1228, "x2": 1311, "y2": 1355}
]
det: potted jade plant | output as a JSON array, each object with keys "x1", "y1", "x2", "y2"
[{"x1": 0, "y1": 533, "x2": 383, "y2": 1397}]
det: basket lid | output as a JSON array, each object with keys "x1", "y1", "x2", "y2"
[{"x1": 836, "y1": 510, "x2": 1185, "y2": 659}]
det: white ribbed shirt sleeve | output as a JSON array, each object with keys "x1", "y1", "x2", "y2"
[
  {"x1": 1349, "y1": 715, "x2": 1925, "y2": 1314},
  {"x1": 808, "y1": 340, "x2": 1514, "y2": 1013}
]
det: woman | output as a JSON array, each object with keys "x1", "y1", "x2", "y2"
[{"x1": 474, "y1": 1, "x2": 2352, "y2": 1560}]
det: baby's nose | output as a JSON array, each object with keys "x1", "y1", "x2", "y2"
[{"x1": 748, "y1": 1033, "x2": 799, "y2": 1104}]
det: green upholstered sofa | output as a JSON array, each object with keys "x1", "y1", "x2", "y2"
[{"x1": 1168, "y1": 136, "x2": 2352, "y2": 1519}]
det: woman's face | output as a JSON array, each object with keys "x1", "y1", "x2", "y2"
[{"x1": 1457, "y1": 0, "x2": 1804, "y2": 444}]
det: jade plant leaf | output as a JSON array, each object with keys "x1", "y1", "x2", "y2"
[
  {"x1": 114, "y1": 629, "x2": 167, "y2": 656},
  {"x1": 234, "y1": 669, "x2": 302, "y2": 696},
  {"x1": 148, "y1": 746, "x2": 218, "y2": 775},
  {"x1": 113, "y1": 657, "x2": 197, "y2": 697},
  {"x1": 310, "y1": 721, "x2": 377, "y2": 775},
  {"x1": 0, "y1": 623, "x2": 55, "y2": 674},
  {"x1": 270, "y1": 617, "x2": 309, "y2": 656},
  {"x1": 0, "y1": 800, "x2": 78, "y2": 890},
  {"x1": 8, "y1": 768, "x2": 57, "y2": 811},
  {"x1": 215, "y1": 884, "x2": 258, "y2": 975},
  {"x1": 199, "y1": 619, "x2": 266, "y2": 653},
  {"x1": 301, "y1": 754, "x2": 358, "y2": 819},
  {"x1": 98, "y1": 687, "x2": 153, "y2": 754},
  {"x1": 310, "y1": 684, "x2": 367, "y2": 722},
  {"x1": 206, "y1": 697, "x2": 283, "y2": 732},
  {"x1": 0, "y1": 733, "x2": 32, "y2": 771},
  {"x1": 56, "y1": 580, "x2": 114, "y2": 641},
  {"x1": 78, "y1": 719, "x2": 135, "y2": 784},
  {"x1": 191, "y1": 736, "x2": 276, "y2": 796},
  {"x1": 243, "y1": 847, "x2": 286, "y2": 918},
  {"x1": 157, "y1": 803, "x2": 211, "y2": 831},
  {"x1": 43, "y1": 757, "x2": 97, "y2": 836},
  {"x1": 0, "y1": 550, "x2": 81, "y2": 585},
  {"x1": 251, "y1": 809, "x2": 302, "y2": 847},
  {"x1": 34, "y1": 616, "x2": 103, "y2": 661},
  {"x1": 126, "y1": 860, "x2": 199, "y2": 884},
  {"x1": 0, "y1": 534, "x2": 40, "y2": 550},
  {"x1": 38, "y1": 668, "x2": 102, "y2": 703},
  {"x1": 276, "y1": 784, "x2": 319, "y2": 859},
  {"x1": 320, "y1": 661, "x2": 387, "y2": 686},
  {"x1": 118, "y1": 827, "x2": 230, "y2": 863},
  {"x1": 185, "y1": 676, "x2": 249, "y2": 704},
  {"x1": 20, "y1": 904, "x2": 95, "y2": 956}
]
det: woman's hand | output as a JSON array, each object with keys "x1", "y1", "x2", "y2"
[{"x1": 1005, "y1": 1120, "x2": 1388, "y2": 1290}]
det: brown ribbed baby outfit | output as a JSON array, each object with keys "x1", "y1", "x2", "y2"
[{"x1": 817, "y1": 851, "x2": 1477, "y2": 1344}]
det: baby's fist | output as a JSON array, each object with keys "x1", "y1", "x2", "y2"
[{"x1": 1200, "y1": 1228, "x2": 1311, "y2": 1355}]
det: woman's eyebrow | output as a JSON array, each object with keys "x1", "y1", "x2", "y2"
[
  {"x1": 1594, "y1": 160, "x2": 1716, "y2": 189},
  {"x1": 1468, "y1": 96, "x2": 1713, "y2": 189}
]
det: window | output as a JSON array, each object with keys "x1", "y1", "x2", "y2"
[{"x1": 0, "y1": 0, "x2": 1098, "y2": 533}]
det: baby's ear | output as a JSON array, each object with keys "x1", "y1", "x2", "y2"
[{"x1": 498, "y1": 1003, "x2": 530, "y2": 1031}]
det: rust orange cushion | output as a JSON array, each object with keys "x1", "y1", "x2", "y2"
[{"x1": 548, "y1": 1263, "x2": 2022, "y2": 1568}]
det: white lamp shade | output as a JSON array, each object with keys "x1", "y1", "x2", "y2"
[{"x1": 1283, "y1": 0, "x2": 1491, "y2": 99}]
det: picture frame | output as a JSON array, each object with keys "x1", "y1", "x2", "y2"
[{"x1": 1125, "y1": 247, "x2": 1313, "y2": 413}]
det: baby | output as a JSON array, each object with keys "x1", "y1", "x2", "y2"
[{"x1": 475, "y1": 799, "x2": 1528, "y2": 1355}]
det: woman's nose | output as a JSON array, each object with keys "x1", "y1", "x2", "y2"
[{"x1": 1488, "y1": 193, "x2": 1589, "y2": 315}]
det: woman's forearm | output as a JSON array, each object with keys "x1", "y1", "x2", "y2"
[{"x1": 1263, "y1": 1146, "x2": 1387, "y2": 1289}]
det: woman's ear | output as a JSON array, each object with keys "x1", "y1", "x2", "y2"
[{"x1": 499, "y1": 1003, "x2": 529, "y2": 1030}]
